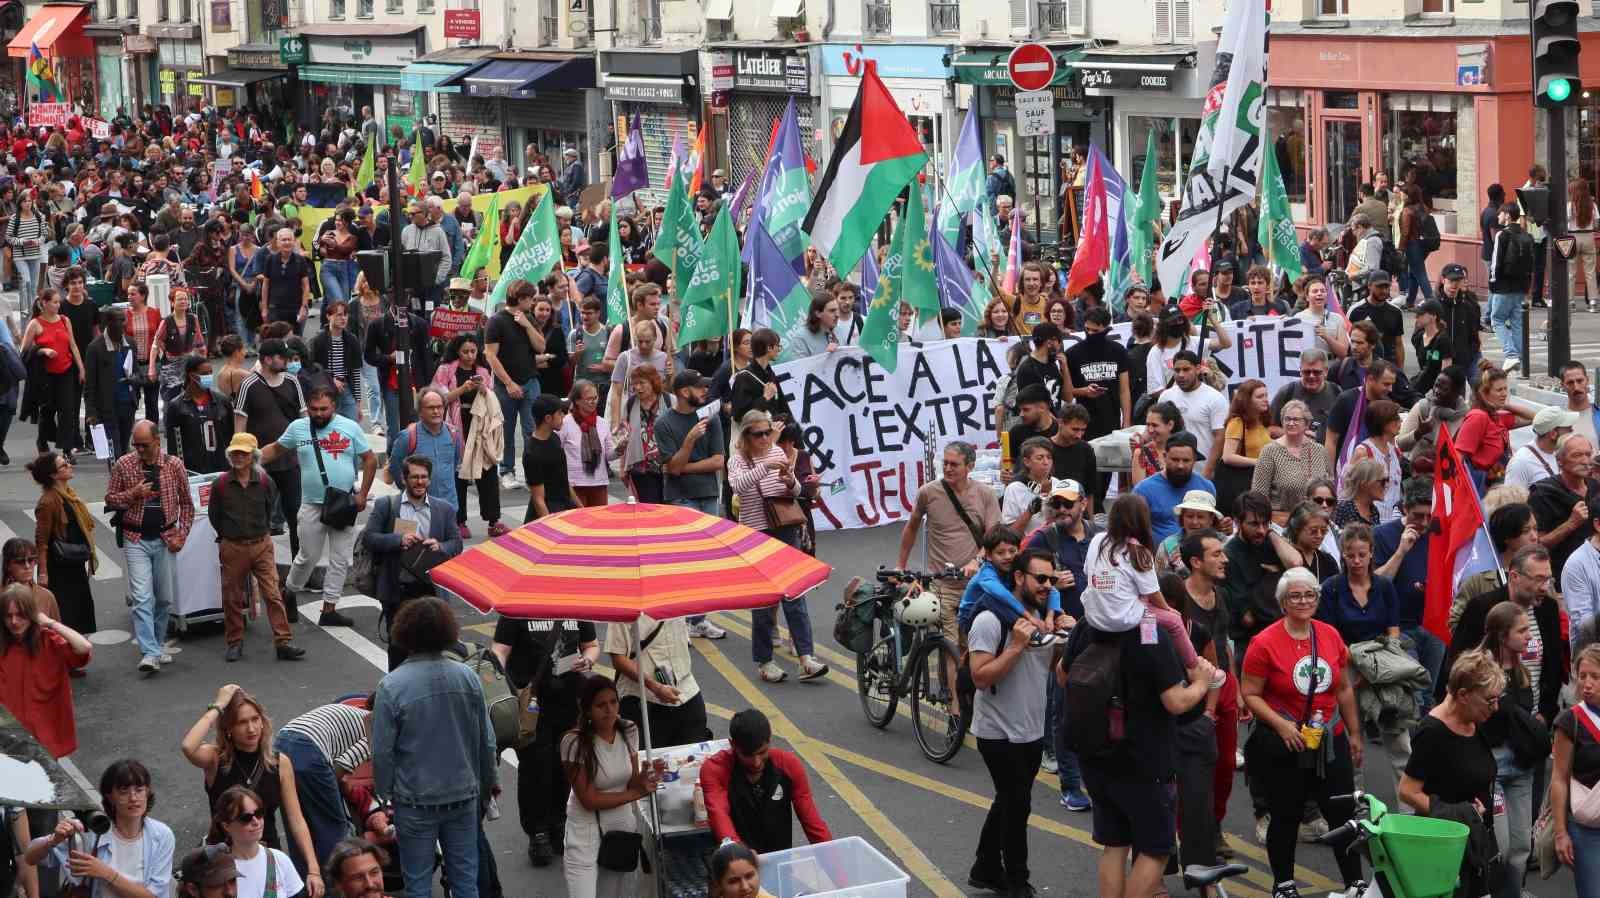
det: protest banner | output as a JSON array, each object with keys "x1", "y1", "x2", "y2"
[
  {"x1": 775, "y1": 315, "x2": 1311, "y2": 532},
  {"x1": 84, "y1": 117, "x2": 110, "y2": 140},
  {"x1": 429, "y1": 307, "x2": 482, "y2": 341},
  {"x1": 27, "y1": 103, "x2": 71, "y2": 129}
]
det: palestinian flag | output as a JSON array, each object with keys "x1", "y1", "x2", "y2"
[{"x1": 802, "y1": 64, "x2": 927, "y2": 277}]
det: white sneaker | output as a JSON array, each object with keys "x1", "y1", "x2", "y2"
[
  {"x1": 1255, "y1": 815, "x2": 1270, "y2": 844},
  {"x1": 1503, "y1": 356, "x2": 1520, "y2": 373},
  {"x1": 1298, "y1": 816, "x2": 1330, "y2": 843},
  {"x1": 798, "y1": 656, "x2": 829, "y2": 680},
  {"x1": 1236, "y1": 749, "x2": 1245, "y2": 770},
  {"x1": 689, "y1": 620, "x2": 727, "y2": 640},
  {"x1": 138, "y1": 655, "x2": 160, "y2": 673},
  {"x1": 500, "y1": 472, "x2": 521, "y2": 491},
  {"x1": 159, "y1": 652, "x2": 174, "y2": 664},
  {"x1": 758, "y1": 661, "x2": 788, "y2": 683}
]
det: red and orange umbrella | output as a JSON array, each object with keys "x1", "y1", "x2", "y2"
[{"x1": 430, "y1": 502, "x2": 832, "y2": 623}]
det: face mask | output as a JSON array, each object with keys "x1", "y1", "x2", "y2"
[
  {"x1": 199, "y1": 374, "x2": 215, "y2": 391},
  {"x1": 286, "y1": 361, "x2": 302, "y2": 374}
]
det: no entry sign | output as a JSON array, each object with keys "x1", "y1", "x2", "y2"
[{"x1": 1007, "y1": 44, "x2": 1057, "y2": 92}]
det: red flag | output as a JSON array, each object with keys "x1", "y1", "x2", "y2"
[
  {"x1": 1425, "y1": 423, "x2": 1485, "y2": 642},
  {"x1": 1065, "y1": 150, "x2": 1109, "y2": 299}
]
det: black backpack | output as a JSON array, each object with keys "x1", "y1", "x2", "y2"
[
  {"x1": 1061, "y1": 632, "x2": 1129, "y2": 759},
  {"x1": 1419, "y1": 214, "x2": 1441, "y2": 254},
  {"x1": 1379, "y1": 238, "x2": 1406, "y2": 276},
  {"x1": 1499, "y1": 229, "x2": 1536, "y2": 284}
]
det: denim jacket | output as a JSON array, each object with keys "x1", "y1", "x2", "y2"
[
  {"x1": 45, "y1": 817, "x2": 174, "y2": 898},
  {"x1": 373, "y1": 654, "x2": 499, "y2": 807}
]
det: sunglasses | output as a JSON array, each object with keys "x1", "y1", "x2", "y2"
[
  {"x1": 746, "y1": 429, "x2": 773, "y2": 439},
  {"x1": 1311, "y1": 497, "x2": 1337, "y2": 507},
  {"x1": 1026, "y1": 571, "x2": 1056, "y2": 584},
  {"x1": 1049, "y1": 500, "x2": 1072, "y2": 509},
  {"x1": 234, "y1": 810, "x2": 264, "y2": 824}
]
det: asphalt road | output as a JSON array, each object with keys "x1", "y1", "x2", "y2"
[{"x1": 22, "y1": 298, "x2": 1600, "y2": 898}]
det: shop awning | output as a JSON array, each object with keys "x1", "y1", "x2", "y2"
[
  {"x1": 952, "y1": 49, "x2": 1084, "y2": 87},
  {"x1": 298, "y1": 64, "x2": 404, "y2": 87},
  {"x1": 190, "y1": 68, "x2": 287, "y2": 88},
  {"x1": 7, "y1": 4, "x2": 92, "y2": 59},
  {"x1": 401, "y1": 62, "x2": 469, "y2": 94},
  {"x1": 441, "y1": 56, "x2": 596, "y2": 99}
]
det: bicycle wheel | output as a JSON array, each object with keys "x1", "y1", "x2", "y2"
[
  {"x1": 910, "y1": 635, "x2": 966, "y2": 763},
  {"x1": 857, "y1": 633, "x2": 899, "y2": 728}
]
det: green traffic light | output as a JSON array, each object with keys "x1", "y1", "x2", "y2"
[{"x1": 1549, "y1": 78, "x2": 1574, "y2": 102}]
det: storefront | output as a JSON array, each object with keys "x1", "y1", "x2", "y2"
[
  {"x1": 294, "y1": 25, "x2": 424, "y2": 143},
  {"x1": 147, "y1": 22, "x2": 205, "y2": 115},
  {"x1": 6, "y1": 4, "x2": 93, "y2": 113},
  {"x1": 599, "y1": 48, "x2": 701, "y2": 208},
  {"x1": 708, "y1": 44, "x2": 818, "y2": 200},
  {"x1": 194, "y1": 43, "x2": 291, "y2": 112},
  {"x1": 83, "y1": 22, "x2": 141, "y2": 121},
  {"x1": 1266, "y1": 28, "x2": 1557, "y2": 288},
  {"x1": 820, "y1": 43, "x2": 953, "y2": 182},
  {"x1": 441, "y1": 51, "x2": 602, "y2": 179},
  {"x1": 954, "y1": 44, "x2": 1105, "y2": 246}
]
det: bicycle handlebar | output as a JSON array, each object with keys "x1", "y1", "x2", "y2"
[{"x1": 875, "y1": 565, "x2": 963, "y2": 585}]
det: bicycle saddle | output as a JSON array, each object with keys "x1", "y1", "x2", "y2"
[{"x1": 1181, "y1": 864, "x2": 1249, "y2": 889}]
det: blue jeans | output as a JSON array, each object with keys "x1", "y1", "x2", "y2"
[
  {"x1": 1492, "y1": 746, "x2": 1534, "y2": 898},
  {"x1": 752, "y1": 527, "x2": 815, "y2": 662},
  {"x1": 334, "y1": 382, "x2": 359, "y2": 423},
  {"x1": 1046, "y1": 674, "x2": 1083, "y2": 790},
  {"x1": 125, "y1": 537, "x2": 174, "y2": 658},
  {"x1": 394, "y1": 800, "x2": 479, "y2": 898},
  {"x1": 361, "y1": 363, "x2": 382, "y2": 424},
  {"x1": 1402, "y1": 241, "x2": 1433, "y2": 304},
  {"x1": 15, "y1": 257, "x2": 40, "y2": 314},
  {"x1": 1489, "y1": 292, "x2": 1524, "y2": 363},
  {"x1": 1402, "y1": 626, "x2": 1447, "y2": 713},
  {"x1": 274, "y1": 729, "x2": 352, "y2": 878},
  {"x1": 495, "y1": 378, "x2": 537, "y2": 476},
  {"x1": 320, "y1": 259, "x2": 356, "y2": 308},
  {"x1": 1571, "y1": 816, "x2": 1600, "y2": 898}
]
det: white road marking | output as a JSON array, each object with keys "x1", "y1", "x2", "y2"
[
  {"x1": 57, "y1": 756, "x2": 99, "y2": 797},
  {"x1": 296, "y1": 595, "x2": 520, "y2": 769}
]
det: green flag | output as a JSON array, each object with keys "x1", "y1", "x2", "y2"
[
  {"x1": 1258, "y1": 135, "x2": 1303, "y2": 280},
  {"x1": 900, "y1": 183, "x2": 939, "y2": 319},
  {"x1": 487, "y1": 192, "x2": 559, "y2": 313},
  {"x1": 652, "y1": 169, "x2": 702, "y2": 287},
  {"x1": 351, "y1": 141, "x2": 375, "y2": 198},
  {"x1": 678, "y1": 207, "x2": 740, "y2": 344},
  {"x1": 606, "y1": 202, "x2": 629, "y2": 324},
  {"x1": 459, "y1": 191, "x2": 501, "y2": 281},
  {"x1": 859, "y1": 230, "x2": 908, "y2": 373},
  {"x1": 407, "y1": 132, "x2": 426, "y2": 198},
  {"x1": 1126, "y1": 130, "x2": 1162, "y2": 291}
]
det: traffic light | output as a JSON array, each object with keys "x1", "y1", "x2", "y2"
[{"x1": 1531, "y1": 0, "x2": 1581, "y2": 108}]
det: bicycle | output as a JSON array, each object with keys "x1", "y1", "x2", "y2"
[
  {"x1": 1318, "y1": 791, "x2": 1470, "y2": 898},
  {"x1": 850, "y1": 566, "x2": 967, "y2": 763}
]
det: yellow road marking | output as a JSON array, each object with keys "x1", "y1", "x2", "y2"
[
  {"x1": 693, "y1": 619, "x2": 1341, "y2": 893},
  {"x1": 694, "y1": 639, "x2": 965, "y2": 898}
]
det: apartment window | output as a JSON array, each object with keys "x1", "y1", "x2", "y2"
[
  {"x1": 1152, "y1": 0, "x2": 1191, "y2": 43},
  {"x1": 1318, "y1": 0, "x2": 1347, "y2": 15},
  {"x1": 358, "y1": 0, "x2": 374, "y2": 14},
  {"x1": 125, "y1": 0, "x2": 137, "y2": 18},
  {"x1": 928, "y1": 1, "x2": 957, "y2": 32},
  {"x1": 99, "y1": 0, "x2": 113, "y2": 19},
  {"x1": 540, "y1": 0, "x2": 558, "y2": 44},
  {"x1": 331, "y1": 0, "x2": 345, "y2": 15},
  {"x1": 419, "y1": 0, "x2": 434, "y2": 11},
  {"x1": 863, "y1": 0, "x2": 890, "y2": 35},
  {"x1": 1421, "y1": 0, "x2": 1453, "y2": 11},
  {"x1": 643, "y1": 0, "x2": 662, "y2": 42},
  {"x1": 1037, "y1": 0, "x2": 1084, "y2": 33},
  {"x1": 157, "y1": 0, "x2": 168, "y2": 20},
  {"x1": 178, "y1": 0, "x2": 192, "y2": 20},
  {"x1": 387, "y1": 0, "x2": 403, "y2": 12}
]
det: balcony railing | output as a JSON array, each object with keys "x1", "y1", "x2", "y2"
[
  {"x1": 928, "y1": 1, "x2": 958, "y2": 33},
  {"x1": 863, "y1": 0, "x2": 890, "y2": 35},
  {"x1": 540, "y1": 15, "x2": 558, "y2": 43}
]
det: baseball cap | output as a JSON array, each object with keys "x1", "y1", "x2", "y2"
[
  {"x1": 531, "y1": 393, "x2": 571, "y2": 421},
  {"x1": 1366, "y1": 270, "x2": 1393, "y2": 286},
  {"x1": 1174, "y1": 490, "x2": 1222, "y2": 518},
  {"x1": 672, "y1": 369, "x2": 707, "y2": 392},
  {"x1": 258, "y1": 338, "x2": 290, "y2": 359},
  {"x1": 1166, "y1": 430, "x2": 1205, "y2": 460},
  {"x1": 713, "y1": 168, "x2": 726, "y2": 178},
  {"x1": 178, "y1": 846, "x2": 240, "y2": 888},
  {"x1": 1533, "y1": 407, "x2": 1581, "y2": 435},
  {"x1": 1210, "y1": 260, "x2": 1235, "y2": 275},
  {"x1": 1049, "y1": 479, "x2": 1083, "y2": 502},
  {"x1": 226, "y1": 432, "x2": 259, "y2": 455},
  {"x1": 1441, "y1": 263, "x2": 1468, "y2": 281},
  {"x1": 1415, "y1": 299, "x2": 1444, "y2": 318},
  {"x1": 356, "y1": 205, "x2": 373, "y2": 217}
]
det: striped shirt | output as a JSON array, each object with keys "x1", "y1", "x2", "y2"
[
  {"x1": 6, "y1": 213, "x2": 48, "y2": 261},
  {"x1": 327, "y1": 333, "x2": 347, "y2": 380},
  {"x1": 727, "y1": 445, "x2": 799, "y2": 531},
  {"x1": 280, "y1": 704, "x2": 372, "y2": 772}
]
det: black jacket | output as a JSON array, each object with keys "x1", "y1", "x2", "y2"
[
  {"x1": 164, "y1": 388, "x2": 235, "y2": 475},
  {"x1": 311, "y1": 328, "x2": 363, "y2": 398},
  {"x1": 1439, "y1": 288, "x2": 1482, "y2": 356},
  {"x1": 83, "y1": 335, "x2": 133, "y2": 424},
  {"x1": 1444, "y1": 586, "x2": 1567, "y2": 721},
  {"x1": 364, "y1": 311, "x2": 434, "y2": 393},
  {"x1": 729, "y1": 362, "x2": 793, "y2": 425}
]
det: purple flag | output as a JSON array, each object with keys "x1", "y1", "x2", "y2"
[
  {"x1": 611, "y1": 115, "x2": 649, "y2": 199},
  {"x1": 727, "y1": 165, "x2": 759, "y2": 228}
]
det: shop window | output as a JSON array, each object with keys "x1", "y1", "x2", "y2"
[
  {"x1": 1128, "y1": 115, "x2": 1199, "y2": 205},
  {"x1": 1266, "y1": 89, "x2": 1307, "y2": 217},
  {"x1": 1381, "y1": 92, "x2": 1459, "y2": 216},
  {"x1": 331, "y1": 0, "x2": 345, "y2": 15},
  {"x1": 1580, "y1": 91, "x2": 1600, "y2": 194}
]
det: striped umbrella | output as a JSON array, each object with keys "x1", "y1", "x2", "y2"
[{"x1": 430, "y1": 501, "x2": 832, "y2": 623}]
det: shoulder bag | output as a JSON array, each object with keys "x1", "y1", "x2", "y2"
[
  {"x1": 1569, "y1": 704, "x2": 1600, "y2": 827},
  {"x1": 763, "y1": 462, "x2": 807, "y2": 531},
  {"x1": 594, "y1": 810, "x2": 643, "y2": 872},
  {"x1": 311, "y1": 424, "x2": 359, "y2": 529}
]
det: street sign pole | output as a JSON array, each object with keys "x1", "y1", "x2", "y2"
[
  {"x1": 1549, "y1": 103, "x2": 1570, "y2": 378},
  {"x1": 1008, "y1": 45, "x2": 1058, "y2": 251}
]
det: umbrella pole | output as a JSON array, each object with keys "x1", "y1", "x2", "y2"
[{"x1": 634, "y1": 618, "x2": 663, "y2": 898}]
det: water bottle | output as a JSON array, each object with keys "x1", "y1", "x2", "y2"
[
  {"x1": 485, "y1": 795, "x2": 501, "y2": 821},
  {"x1": 692, "y1": 781, "x2": 708, "y2": 829},
  {"x1": 1300, "y1": 710, "x2": 1326, "y2": 750},
  {"x1": 527, "y1": 694, "x2": 540, "y2": 715}
]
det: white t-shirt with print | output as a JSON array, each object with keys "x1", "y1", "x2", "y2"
[
  {"x1": 232, "y1": 846, "x2": 303, "y2": 898},
  {"x1": 1082, "y1": 532, "x2": 1161, "y2": 633}
]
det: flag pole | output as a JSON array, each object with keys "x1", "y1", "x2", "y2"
[
  {"x1": 926, "y1": 169, "x2": 1005, "y2": 304},
  {"x1": 1195, "y1": 161, "x2": 1233, "y2": 355}
]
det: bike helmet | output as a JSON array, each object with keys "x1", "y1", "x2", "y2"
[{"x1": 894, "y1": 587, "x2": 941, "y2": 627}]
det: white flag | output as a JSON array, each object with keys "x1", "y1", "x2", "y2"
[{"x1": 1205, "y1": 0, "x2": 1268, "y2": 182}]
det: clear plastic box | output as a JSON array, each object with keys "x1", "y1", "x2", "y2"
[{"x1": 758, "y1": 836, "x2": 910, "y2": 898}]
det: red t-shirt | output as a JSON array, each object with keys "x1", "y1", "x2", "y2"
[
  {"x1": 1242, "y1": 619, "x2": 1349, "y2": 732},
  {"x1": 0, "y1": 628, "x2": 90, "y2": 757},
  {"x1": 1455, "y1": 408, "x2": 1518, "y2": 470}
]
